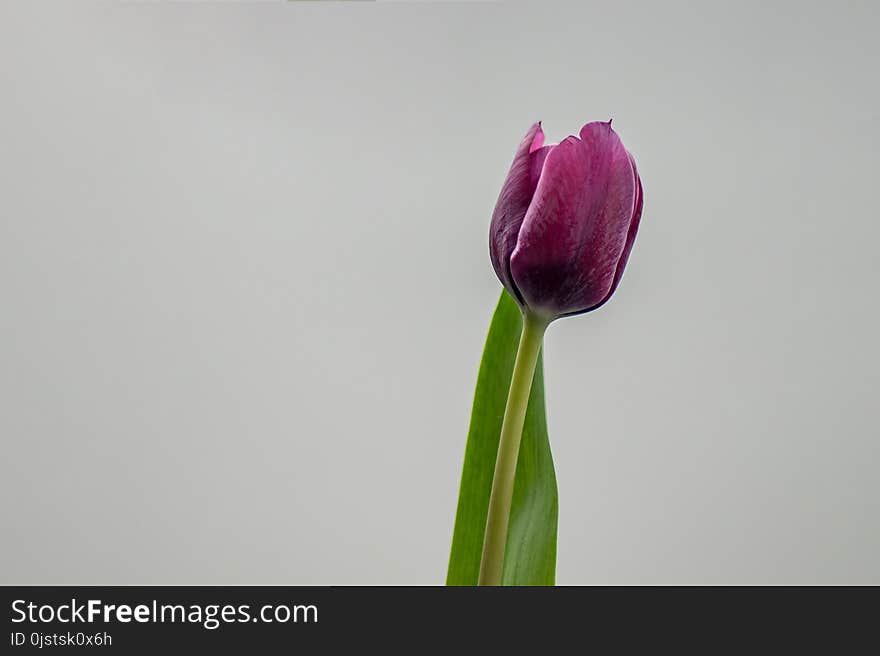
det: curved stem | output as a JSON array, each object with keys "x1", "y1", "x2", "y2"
[{"x1": 478, "y1": 311, "x2": 548, "y2": 586}]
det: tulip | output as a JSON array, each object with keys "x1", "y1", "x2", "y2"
[
  {"x1": 489, "y1": 120, "x2": 644, "y2": 321},
  {"x1": 479, "y1": 120, "x2": 644, "y2": 585}
]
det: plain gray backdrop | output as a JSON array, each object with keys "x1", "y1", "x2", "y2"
[{"x1": 2, "y1": 1, "x2": 878, "y2": 584}]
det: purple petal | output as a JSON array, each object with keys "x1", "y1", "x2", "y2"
[
  {"x1": 529, "y1": 145, "x2": 552, "y2": 187},
  {"x1": 509, "y1": 122, "x2": 638, "y2": 318},
  {"x1": 576, "y1": 152, "x2": 643, "y2": 315},
  {"x1": 489, "y1": 122, "x2": 546, "y2": 304}
]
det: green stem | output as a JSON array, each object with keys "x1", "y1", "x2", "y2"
[{"x1": 478, "y1": 310, "x2": 548, "y2": 586}]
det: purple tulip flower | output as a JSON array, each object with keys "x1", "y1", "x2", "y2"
[{"x1": 489, "y1": 120, "x2": 644, "y2": 320}]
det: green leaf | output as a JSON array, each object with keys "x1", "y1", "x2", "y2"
[{"x1": 447, "y1": 290, "x2": 558, "y2": 585}]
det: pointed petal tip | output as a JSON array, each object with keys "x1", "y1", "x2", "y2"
[{"x1": 528, "y1": 122, "x2": 545, "y2": 153}]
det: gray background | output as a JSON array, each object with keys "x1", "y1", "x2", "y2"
[{"x1": 2, "y1": 1, "x2": 878, "y2": 584}]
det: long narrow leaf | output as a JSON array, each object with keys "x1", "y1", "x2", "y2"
[{"x1": 447, "y1": 291, "x2": 558, "y2": 585}]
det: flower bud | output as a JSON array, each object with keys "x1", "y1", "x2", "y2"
[{"x1": 489, "y1": 120, "x2": 643, "y2": 320}]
